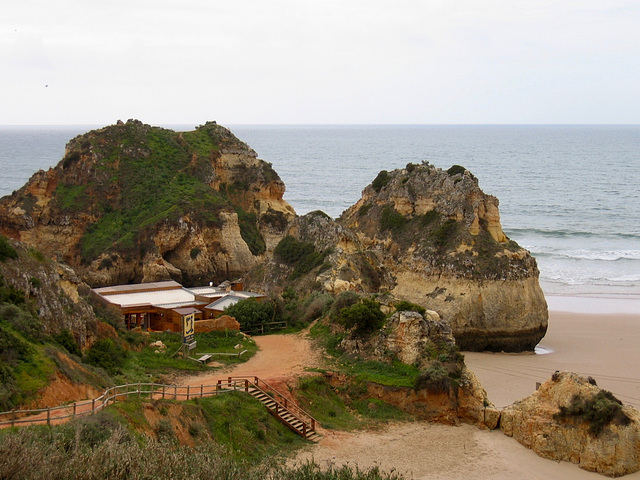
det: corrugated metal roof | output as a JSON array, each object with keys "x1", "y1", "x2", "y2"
[
  {"x1": 104, "y1": 288, "x2": 195, "y2": 308},
  {"x1": 93, "y1": 280, "x2": 182, "y2": 296}
]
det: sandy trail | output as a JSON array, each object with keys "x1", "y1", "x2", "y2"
[{"x1": 179, "y1": 331, "x2": 323, "y2": 387}]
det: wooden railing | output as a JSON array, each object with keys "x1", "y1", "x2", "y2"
[
  {"x1": 0, "y1": 380, "x2": 245, "y2": 429},
  {"x1": 227, "y1": 376, "x2": 319, "y2": 435}
]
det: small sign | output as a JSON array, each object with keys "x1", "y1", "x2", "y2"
[{"x1": 183, "y1": 313, "x2": 195, "y2": 344}]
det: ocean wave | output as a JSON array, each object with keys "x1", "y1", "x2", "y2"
[
  {"x1": 530, "y1": 249, "x2": 640, "y2": 262},
  {"x1": 506, "y1": 227, "x2": 640, "y2": 240}
]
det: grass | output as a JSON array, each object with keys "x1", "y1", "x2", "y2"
[
  {"x1": 0, "y1": 410, "x2": 405, "y2": 479},
  {"x1": 66, "y1": 122, "x2": 247, "y2": 263},
  {"x1": 309, "y1": 320, "x2": 421, "y2": 388},
  {"x1": 115, "y1": 330, "x2": 258, "y2": 383},
  {"x1": 296, "y1": 375, "x2": 412, "y2": 431},
  {"x1": 196, "y1": 392, "x2": 304, "y2": 461}
]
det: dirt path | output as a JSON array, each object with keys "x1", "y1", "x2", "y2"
[{"x1": 179, "y1": 330, "x2": 323, "y2": 387}]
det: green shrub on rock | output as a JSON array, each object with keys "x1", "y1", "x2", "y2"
[{"x1": 338, "y1": 298, "x2": 385, "y2": 336}]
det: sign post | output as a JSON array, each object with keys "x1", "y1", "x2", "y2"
[{"x1": 182, "y1": 312, "x2": 195, "y2": 357}]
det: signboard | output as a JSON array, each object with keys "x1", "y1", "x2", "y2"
[{"x1": 182, "y1": 313, "x2": 195, "y2": 344}]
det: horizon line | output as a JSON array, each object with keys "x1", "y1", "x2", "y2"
[{"x1": 1, "y1": 122, "x2": 639, "y2": 128}]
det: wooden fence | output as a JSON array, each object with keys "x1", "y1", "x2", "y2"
[{"x1": 0, "y1": 379, "x2": 249, "y2": 429}]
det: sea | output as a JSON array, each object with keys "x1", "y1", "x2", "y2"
[{"x1": 1, "y1": 124, "x2": 639, "y2": 308}]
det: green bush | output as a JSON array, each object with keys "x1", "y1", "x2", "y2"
[
  {"x1": 432, "y1": 219, "x2": 459, "y2": 250},
  {"x1": 338, "y1": 298, "x2": 385, "y2": 336},
  {"x1": 274, "y1": 235, "x2": 315, "y2": 265},
  {"x1": 414, "y1": 361, "x2": 451, "y2": 393},
  {"x1": 224, "y1": 298, "x2": 276, "y2": 334},
  {"x1": 273, "y1": 235, "x2": 329, "y2": 280},
  {"x1": 84, "y1": 338, "x2": 128, "y2": 374},
  {"x1": 0, "y1": 235, "x2": 18, "y2": 262},
  {"x1": 446, "y1": 164, "x2": 466, "y2": 176},
  {"x1": 357, "y1": 204, "x2": 371, "y2": 216},
  {"x1": 371, "y1": 170, "x2": 391, "y2": 193},
  {"x1": 379, "y1": 206, "x2": 407, "y2": 234},
  {"x1": 53, "y1": 329, "x2": 81, "y2": 356},
  {"x1": 329, "y1": 291, "x2": 360, "y2": 318},
  {"x1": 554, "y1": 390, "x2": 631, "y2": 436},
  {"x1": 394, "y1": 301, "x2": 426, "y2": 316}
]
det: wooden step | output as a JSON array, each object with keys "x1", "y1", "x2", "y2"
[{"x1": 244, "y1": 384, "x2": 318, "y2": 440}]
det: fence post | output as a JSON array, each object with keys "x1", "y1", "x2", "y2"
[
  {"x1": 47, "y1": 407, "x2": 51, "y2": 426},
  {"x1": 187, "y1": 385, "x2": 190, "y2": 400},
  {"x1": 244, "y1": 379, "x2": 248, "y2": 392},
  {"x1": 174, "y1": 385, "x2": 177, "y2": 400},
  {"x1": 92, "y1": 398, "x2": 95, "y2": 414},
  {"x1": 201, "y1": 385, "x2": 204, "y2": 398},
  {"x1": 311, "y1": 419, "x2": 315, "y2": 431},
  {"x1": 216, "y1": 380, "x2": 221, "y2": 393},
  {"x1": 11, "y1": 410, "x2": 15, "y2": 428},
  {"x1": 303, "y1": 424, "x2": 307, "y2": 437},
  {"x1": 162, "y1": 385, "x2": 165, "y2": 399},
  {"x1": 284, "y1": 398, "x2": 288, "y2": 408},
  {"x1": 73, "y1": 402, "x2": 77, "y2": 418},
  {"x1": 138, "y1": 383, "x2": 141, "y2": 399}
]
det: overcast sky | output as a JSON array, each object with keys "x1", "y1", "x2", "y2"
[{"x1": 2, "y1": 1, "x2": 639, "y2": 125}]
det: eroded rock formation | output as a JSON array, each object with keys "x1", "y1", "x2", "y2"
[
  {"x1": 500, "y1": 371, "x2": 640, "y2": 477},
  {"x1": 0, "y1": 120, "x2": 295, "y2": 287},
  {"x1": 338, "y1": 163, "x2": 548, "y2": 351}
]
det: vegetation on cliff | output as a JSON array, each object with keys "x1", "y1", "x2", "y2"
[{"x1": 1, "y1": 120, "x2": 294, "y2": 286}]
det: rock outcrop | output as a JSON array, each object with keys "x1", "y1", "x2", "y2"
[
  {"x1": 0, "y1": 120, "x2": 295, "y2": 287},
  {"x1": 331, "y1": 309, "x2": 492, "y2": 426},
  {"x1": 338, "y1": 163, "x2": 548, "y2": 351},
  {"x1": 0, "y1": 237, "x2": 100, "y2": 348},
  {"x1": 194, "y1": 315, "x2": 240, "y2": 333},
  {"x1": 500, "y1": 371, "x2": 640, "y2": 477}
]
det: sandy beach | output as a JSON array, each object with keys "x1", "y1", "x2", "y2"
[{"x1": 292, "y1": 297, "x2": 640, "y2": 479}]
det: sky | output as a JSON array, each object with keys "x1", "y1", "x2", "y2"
[{"x1": 2, "y1": 1, "x2": 639, "y2": 125}]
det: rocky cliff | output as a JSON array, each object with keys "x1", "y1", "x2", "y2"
[
  {"x1": 500, "y1": 372, "x2": 640, "y2": 477},
  {"x1": 338, "y1": 163, "x2": 548, "y2": 351},
  {"x1": 0, "y1": 120, "x2": 295, "y2": 287},
  {"x1": 0, "y1": 236, "x2": 100, "y2": 348}
]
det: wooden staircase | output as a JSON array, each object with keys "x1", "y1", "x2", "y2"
[{"x1": 228, "y1": 377, "x2": 321, "y2": 442}]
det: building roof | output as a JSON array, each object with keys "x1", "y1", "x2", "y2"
[
  {"x1": 205, "y1": 294, "x2": 247, "y2": 312},
  {"x1": 186, "y1": 286, "x2": 225, "y2": 296},
  {"x1": 92, "y1": 281, "x2": 264, "y2": 312},
  {"x1": 93, "y1": 280, "x2": 182, "y2": 296},
  {"x1": 101, "y1": 287, "x2": 195, "y2": 308}
]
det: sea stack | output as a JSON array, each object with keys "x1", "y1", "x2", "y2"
[{"x1": 338, "y1": 163, "x2": 548, "y2": 351}]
